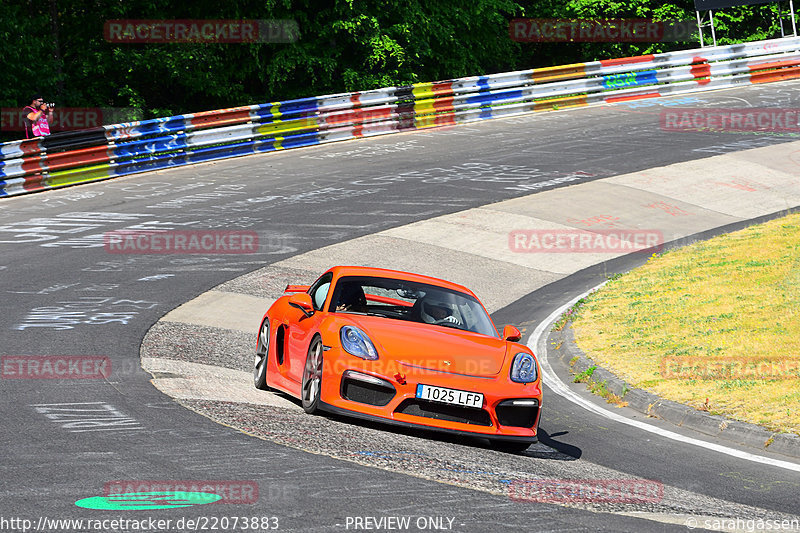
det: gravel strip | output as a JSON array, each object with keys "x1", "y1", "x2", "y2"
[
  {"x1": 142, "y1": 321, "x2": 253, "y2": 372},
  {"x1": 177, "y1": 398, "x2": 795, "y2": 522}
]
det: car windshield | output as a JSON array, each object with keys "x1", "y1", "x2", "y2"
[{"x1": 329, "y1": 276, "x2": 498, "y2": 337}]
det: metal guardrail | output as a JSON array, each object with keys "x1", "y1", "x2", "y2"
[{"x1": 2, "y1": 36, "x2": 800, "y2": 197}]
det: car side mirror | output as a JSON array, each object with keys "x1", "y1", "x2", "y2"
[
  {"x1": 288, "y1": 293, "x2": 315, "y2": 318},
  {"x1": 503, "y1": 325, "x2": 522, "y2": 342}
]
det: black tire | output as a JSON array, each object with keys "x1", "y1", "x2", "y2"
[
  {"x1": 301, "y1": 335, "x2": 324, "y2": 414},
  {"x1": 254, "y1": 318, "x2": 271, "y2": 390}
]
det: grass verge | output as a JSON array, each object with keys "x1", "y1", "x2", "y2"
[{"x1": 571, "y1": 212, "x2": 800, "y2": 435}]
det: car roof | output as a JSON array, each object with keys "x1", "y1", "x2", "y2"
[{"x1": 328, "y1": 266, "x2": 476, "y2": 297}]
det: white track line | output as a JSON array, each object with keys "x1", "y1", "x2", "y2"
[{"x1": 529, "y1": 285, "x2": 800, "y2": 473}]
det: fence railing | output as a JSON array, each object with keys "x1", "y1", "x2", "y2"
[{"x1": 2, "y1": 36, "x2": 800, "y2": 197}]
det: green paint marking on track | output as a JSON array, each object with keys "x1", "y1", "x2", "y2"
[{"x1": 75, "y1": 491, "x2": 222, "y2": 510}]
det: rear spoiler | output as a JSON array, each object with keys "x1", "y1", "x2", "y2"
[
  {"x1": 366, "y1": 294, "x2": 413, "y2": 307},
  {"x1": 282, "y1": 286, "x2": 412, "y2": 307},
  {"x1": 284, "y1": 284, "x2": 310, "y2": 293}
]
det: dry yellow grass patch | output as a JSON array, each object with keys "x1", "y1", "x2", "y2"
[{"x1": 571, "y1": 212, "x2": 800, "y2": 435}]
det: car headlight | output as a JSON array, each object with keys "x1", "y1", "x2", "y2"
[
  {"x1": 340, "y1": 325, "x2": 378, "y2": 360},
  {"x1": 510, "y1": 352, "x2": 538, "y2": 383}
]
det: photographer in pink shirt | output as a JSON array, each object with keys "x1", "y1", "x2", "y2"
[{"x1": 23, "y1": 94, "x2": 54, "y2": 138}]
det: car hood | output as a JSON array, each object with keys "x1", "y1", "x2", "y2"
[{"x1": 344, "y1": 315, "x2": 507, "y2": 377}]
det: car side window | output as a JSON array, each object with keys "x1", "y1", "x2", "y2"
[{"x1": 308, "y1": 273, "x2": 333, "y2": 311}]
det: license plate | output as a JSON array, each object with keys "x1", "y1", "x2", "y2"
[{"x1": 416, "y1": 384, "x2": 484, "y2": 408}]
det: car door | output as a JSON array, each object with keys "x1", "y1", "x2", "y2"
[{"x1": 285, "y1": 273, "x2": 331, "y2": 384}]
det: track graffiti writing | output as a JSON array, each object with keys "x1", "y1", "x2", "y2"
[
  {"x1": 31, "y1": 402, "x2": 143, "y2": 432},
  {"x1": 8, "y1": 283, "x2": 80, "y2": 295},
  {"x1": 145, "y1": 184, "x2": 248, "y2": 209},
  {"x1": 0, "y1": 212, "x2": 154, "y2": 244},
  {"x1": 138, "y1": 274, "x2": 175, "y2": 281},
  {"x1": 299, "y1": 140, "x2": 421, "y2": 160},
  {"x1": 108, "y1": 180, "x2": 217, "y2": 200},
  {"x1": 348, "y1": 162, "x2": 596, "y2": 191},
  {"x1": 621, "y1": 96, "x2": 704, "y2": 109},
  {"x1": 210, "y1": 187, "x2": 382, "y2": 213},
  {"x1": 0, "y1": 211, "x2": 250, "y2": 249},
  {"x1": 645, "y1": 201, "x2": 692, "y2": 217},
  {"x1": 693, "y1": 137, "x2": 789, "y2": 154},
  {"x1": 15, "y1": 297, "x2": 158, "y2": 331},
  {"x1": 7, "y1": 282, "x2": 119, "y2": 296},
  {"x1": 566, "y1": 215, "x2": 623, "y2": 228},
  {"x1": 40, "y1": 189, "x2": 106, "y2": 204},
  {"x1": 80, "y1": 255, "x2": 274, "y2": 273}
]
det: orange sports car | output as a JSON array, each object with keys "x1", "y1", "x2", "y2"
[{"x1": 253, "y1": 266, "x2": 541, "y2": 451}]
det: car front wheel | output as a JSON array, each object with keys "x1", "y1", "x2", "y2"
[
  {"x1": 254, "y1": 318, "x2": 271, "y2": 390},
  {"x1": 301, "y1": 335, "x2": 324, "y2": 414}
]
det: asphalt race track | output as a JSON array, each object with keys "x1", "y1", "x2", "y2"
[{"x1": 2, "y1": 81, "x2": 800, "y2": 533}]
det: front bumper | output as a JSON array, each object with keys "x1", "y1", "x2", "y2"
[{"x1": 319, "y1": 357, "x2": 542, "y2": 441}]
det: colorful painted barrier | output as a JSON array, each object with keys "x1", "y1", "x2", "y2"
[{"x1": 2, "y1": 36, "x2": 800, "y2": 197}]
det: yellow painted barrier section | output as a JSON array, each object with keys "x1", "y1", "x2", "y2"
[
  {"x1": 413, "y1": 99, "x2": 442, "y2": 115},
  {"x1": 45, "y1": 164, "x2": 114, "y2": 188},
  {"x1": 414, "y1": 114, "x2": 456, "y2": 129},
  {"x1": 412, "y1": 83, "x2": 435, "y2": 100},
  {"x1": 255, "y1": 117, "x2": 319, "y2": 137},
  {"x1": 531, "y1": 63, "x2": 587, "y2": 83},
  {"x1": 533, "y1": 94, "x2": 588, "y2": 111},
  {"x1": 412, "y1": 82, "x2": 454, "y2": 101}
]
